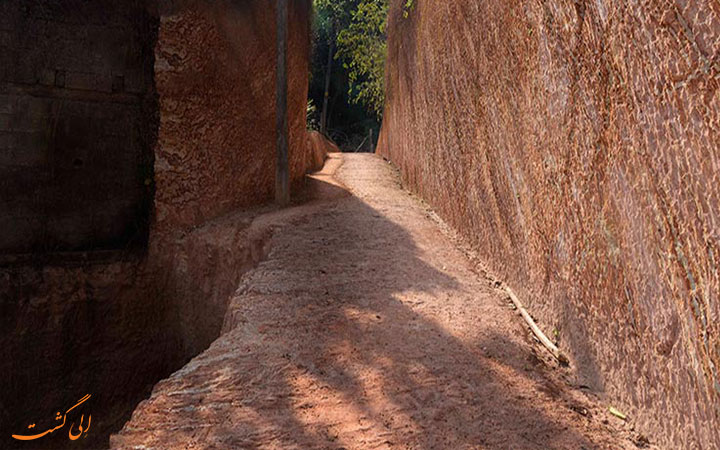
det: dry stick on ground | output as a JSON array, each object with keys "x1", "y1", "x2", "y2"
[{"x1": 502, "y1": 284, "x2": 570, "y2": 366}]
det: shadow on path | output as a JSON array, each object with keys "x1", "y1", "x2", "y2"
[{"x1": 112, "y1": 156, "x2": 625, "y2": 449}]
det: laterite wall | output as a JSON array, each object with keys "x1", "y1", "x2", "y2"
[
  {"x1": 378, "y1": 1, "x2": 720, "y2": 447},
  {"x1": 0, "y1": 1, "x2": 313, "y2": 448}
]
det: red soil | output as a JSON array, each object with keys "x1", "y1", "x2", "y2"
[{"x1": 112, "y1": 154, "x2": 645, "y2": 449}]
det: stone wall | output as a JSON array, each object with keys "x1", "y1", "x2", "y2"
[
  {"x1": 0, "y1": 0, "x2": 155, "y2": 254},
  {"x1": 378, "y1": 1, "x2": 720, "y2": 447}
]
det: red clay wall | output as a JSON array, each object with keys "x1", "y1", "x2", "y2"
[
  {"x1": 1, "y1": 1, "x2": 313, "y2": 448},
  {"x1": 378, "y1": 1, "x2": 720, "y2": 447},
  {"x1": 153, "y1": 0, "x2": 311, "y2": 230},
  {"x1": 306, "y1": 130, "x2": 337, "y2": 170}
]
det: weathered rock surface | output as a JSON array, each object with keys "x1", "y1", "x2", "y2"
[
  {"x1": 305, "y1": 130, "x2": 339, "y2": 172},
  {"x1": 1, "y1": 1, "x2": 314, "y2": 448},
  {"x1": 153, "y1": 0, "x2": 312, "y2": 230},
  {"x1": 111, "y1": 154, "x2": 638, "y2": 449},
  {"x1": 378, "y1": 1, "x2": 720, "y2": 447}
]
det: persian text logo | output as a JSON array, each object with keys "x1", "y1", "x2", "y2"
[{"x1": 11, "y1": 394, "x2": 92, "y2": 442}]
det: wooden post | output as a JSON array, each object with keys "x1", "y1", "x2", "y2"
[{"x1": 275, "y1": 0, "x2": 290, "y2": 206}]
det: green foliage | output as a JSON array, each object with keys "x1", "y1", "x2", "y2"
[
  {"x1": 402, "y1": 0, "x2": 414, "y2": 18},
  {"x1": 315, "y1": 0, "x2": 387, "y2": 119},
  {"x1": 335, "y1": 0, "x2": 388, "y2": 118},
  {"x1": 314, "y1": 0, "x2": 356, "y2": 43},
  {"x1": 306, "y1": 99, "x2": 319, "y2": 130}
]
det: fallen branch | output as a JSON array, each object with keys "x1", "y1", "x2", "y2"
[
  {"x1": 502, "y1": 284, "x2": 570, "y2": 366},
  {"x1": 608, "y1": 406, "x2": 627, "y2": 420}
]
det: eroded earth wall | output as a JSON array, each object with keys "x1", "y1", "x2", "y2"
[
  {"x1": 153, "y1": 0, "x2": 311, "y2": 230},
  {"x1": 1, "y1": 1, "x2": 312, "y2": 448},
  {"x1": 378, "y1": 1, "x2": 720, "y2": 447}
]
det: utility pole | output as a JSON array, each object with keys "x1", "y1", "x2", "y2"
[{"x1": 275, "y1": 0, "x2": 290, "y2": 206}]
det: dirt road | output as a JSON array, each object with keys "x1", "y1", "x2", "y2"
[{"x1": 112, "y1": 153, "x2": 640, "y2": 449}]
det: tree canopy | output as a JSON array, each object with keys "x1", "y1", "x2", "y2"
[
  {"x1": 335, "y1": 0, "x2": 388, "y2": 118},
  {"x1": 310, "y1": 0, "x2": 388, "y2": 139}
]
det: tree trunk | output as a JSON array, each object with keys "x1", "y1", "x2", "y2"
[{"x1": 319, "y1": 32, "x2": 334, "y2": 136}]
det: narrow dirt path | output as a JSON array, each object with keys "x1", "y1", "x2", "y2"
[{"x1": 112, "y1": 153, "x2": 638, "y2": 449}]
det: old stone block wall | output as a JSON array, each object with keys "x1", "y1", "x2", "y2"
[
  {"x1": 0, "y1": 0, "x2": 156, "y2": 254},
  {"x1": 378, "y1": 0, "x2": 720, "y2": 447}
]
